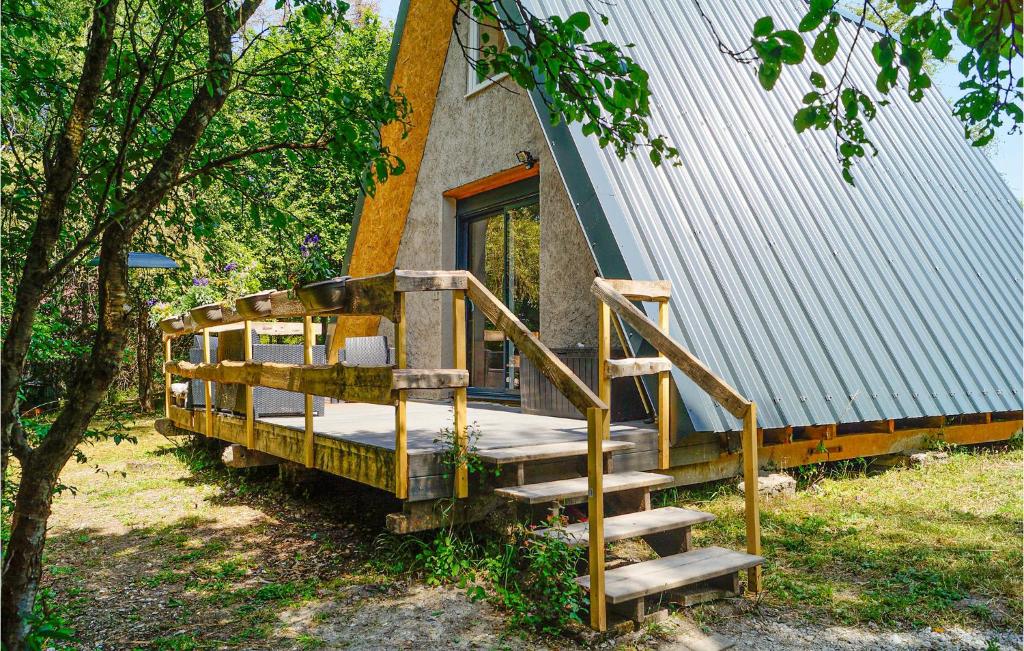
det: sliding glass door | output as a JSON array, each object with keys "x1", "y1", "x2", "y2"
[{"x1": 457, "y1": 181, "x2": 540, "y2": 398}]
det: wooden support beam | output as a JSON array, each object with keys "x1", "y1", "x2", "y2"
[
  {"x1": 742, "y1": 403, "x2": 761, "y2": 594},
  {"x1": 838, "y1": 419, "x2": 894, "y2": 435},
  {"x1": 587, "y1": 406, "x2": 608, "y2": 632},
  {"x1": 244, "y1": 321, "x2": 255, "y2": 449},
  {"x1": 202, "y1": 329, "x2": 213, "y2": 440},
  {"x1": 592, "y1": 278, "x2": 748, "y2": 419},
  {"x1": 601, "y1": 279, "x2": 672, "y2": 302},
  {"x1": 597, "y1": 301, "x2": 612, "y2": 441},
  {"x1": 394, "y1": 292, "x2": 408, "y2": 499},
  {"x1": 303, "y1": 315, "x2": 314, "y2": 469},
  {"x1": 163, "y1": 337, "x2": 172, "y2": 419},
  {"x1": 800, "y1": 424, "x2": 837, "y2": 440},
  {"x1": 657, "y1": 301, "x2": 671, "y2": 470},
  {"x1": 605, "y1": 357, "x2": 672, "y2": 379},
  {"x1": 452, "y1": 290, "x2": 469, "y2": 499}
]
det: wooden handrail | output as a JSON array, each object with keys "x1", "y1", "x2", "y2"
[
  {"x1": 464, "y1": 273, "x2": 604, "y2": 414},
  {"x1": 591, "y1": 277, "x2": 750, "y2": 418},
  {"x1": 158, "y1": 270, "x2": 470, "y2": 337},
  {"x1": 165, "y1": 360, "x2": 467, "y2": 403}
]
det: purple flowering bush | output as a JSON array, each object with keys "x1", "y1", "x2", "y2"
[{"x1": 290, "y1": 233, "x2": 338, "y2": 288}]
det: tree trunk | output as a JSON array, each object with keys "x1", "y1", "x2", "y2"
[{"x1": 1, "y1": 222, "x2": 132, "y2": 649}]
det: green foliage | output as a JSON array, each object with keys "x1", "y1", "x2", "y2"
[
  {"x1": 22, "y1": 588, "x2": 76, "y2": 651},
  {"x1": 434, "y1": 417, "x2": 499, "y2": 489},
  {"x1": 731, "y1": 1, "x2": 1023, "y2": 183},
  {"x1": 289, "y1": 233, "x2": 340, "y2": 289},
  {"x1": 374, "y1": 518, "x2": 587, "y2": 636},
  {"x1": 461, "y1": 1, "x2": 678, "y2": 166}
]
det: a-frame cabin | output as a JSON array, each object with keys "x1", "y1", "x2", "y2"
[{"x1": 159, "y1": 0, "x2": 1023, "y2": 630}]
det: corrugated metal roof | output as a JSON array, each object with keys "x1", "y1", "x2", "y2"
[{"x1": 524, "y1": 0, "x2": 1023, "y2": 431}]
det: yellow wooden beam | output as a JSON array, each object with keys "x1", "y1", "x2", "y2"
[
  {"x1": 597, "y1": 301, "x2": 612, "y2": 440},
  {"x1": 587, "y1": 406, "x2": 608, "y2": 632},
  {"x1": 244, "y1": 320, "x2": 255, "y2": 450},
  {"x1": 202, "y1": 329, "x2": 212, "y2": 437},
  {"x1": 658, "y1": 301, "x2": 670, "y2": 469},
  {"x1": 394, "y1": 292, "x2": 408, "y2": 499},
  {"x1": 742, "y1": 402, "x2": 762, "y2": 593},
  {"x1": 452, "y1": 290, "x2": 469, "y2": 499},
  {"x1": 163, "y1": 337, "x2": 172, "y2": 418},
  {"x1": 303, "y1": 315, "x2": 314, "y2": 469}
]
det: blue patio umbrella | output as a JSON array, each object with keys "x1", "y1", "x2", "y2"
[{"x1": 88, "y1": 252, "x2": 179, "y2": 269}]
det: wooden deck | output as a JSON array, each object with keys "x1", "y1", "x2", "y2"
[{"x1": 164, "y1": 401, "x2": 659, "y2": 501}]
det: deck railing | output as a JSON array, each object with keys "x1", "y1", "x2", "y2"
[
  {"x1": 159, "y1": 270, "x2": 473, "y2": 499},
  {"x1": 590, "y1": 277, "x2": 762, "y2": 622}
]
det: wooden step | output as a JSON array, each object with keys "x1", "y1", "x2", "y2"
[
  {"x1": 493, "y1": 471, "x2": 672, "y2": 504},
  {"x1": 605, "y1": 357, "x2": 672, "y2": 379},
  {"x1": 532, "y1": 507, "x2": 715, "y2": 546},
  {"x1": 577, "y1": 546, "x2": 763, "y2": 604},
  {"x1": 477, "y1": 439, "x2": 634, "y2": 464}
]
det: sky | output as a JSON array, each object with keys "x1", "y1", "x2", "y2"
[{"x1": 374, "y1": 2, "x2": 1020, "y2": 200}]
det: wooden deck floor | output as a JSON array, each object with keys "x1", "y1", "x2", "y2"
[{"x1": 262, "y1": 400, "x2": 655, "y2": 453}]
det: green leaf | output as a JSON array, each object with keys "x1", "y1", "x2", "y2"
[
  {"x1": 812, "y1": 28, "x2": 839, "y2": 64},
  {"x1": 793, "y1": 107, "x2": 817, "y2": 132},
  {"x1": 776, "y1": 31, "x2": 806, "y2": 65},
  {"x1": 809, "y1": 71, "x2": 826, "y2": 88},
  {"x1": 758, "y1": 61, "x2": 781, "y2": 91},
  {"x1": 753, "y1": 16, "x2": 775, "y2": 38}
]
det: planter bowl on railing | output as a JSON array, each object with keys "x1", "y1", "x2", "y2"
[
  {"x1": 296, "y1": 276, "x2": 350, "y2": 313},
  {"x1": 190, "y1": 303, "x2": 224, "y2": 327},
  {"x1": 236, "y1": 290, "x2": 276, "y2": 318},
  {"x1": 158, "y1": 315, "x2": 188, "y2": 335}
]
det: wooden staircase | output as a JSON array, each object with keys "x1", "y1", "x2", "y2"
[
  {"x1": 496, "y1": 457, "x2": 763, "y2": 624},
  {"x1": 488, "y1": 276, "x2": 764, "y2": 630}
]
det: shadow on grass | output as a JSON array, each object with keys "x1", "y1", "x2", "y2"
[
  {"x1": 148, "y1": 435, "x2": 403, "y2": 531},
  {"x1": 44, "y1": 506, "x2": 403, "y2": 649}
]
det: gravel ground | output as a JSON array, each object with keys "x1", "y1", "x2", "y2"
[{"x1": 651, "y1": 601, "x2": 1023, "y2": 651}]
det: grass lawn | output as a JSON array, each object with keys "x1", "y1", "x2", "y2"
[
  {"x1": 29, "y1": 416, "x2": 1023, "y2": 648},
  {"x1": 664, "y1": 439, "x2": 1023, "y2": 631}
]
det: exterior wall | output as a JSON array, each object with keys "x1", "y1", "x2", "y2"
[{"x1": 388, "y1": 18, "x2": 597, "y2": 371}]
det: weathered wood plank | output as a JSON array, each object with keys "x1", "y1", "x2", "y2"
[
  {"x1": 165, "y1": 360, "x2": 468, "y2": 403},
  {"x1": 166, "y1": 360, "x2": 396, "y2": 403},
  {"x1": 392, "y1": 369, "x2": 469, "y2": 390},
  {"x1": 476, "y1": 439, "x2": 634, "y2": 464},
  {"x1": 602, "y1": 279, "x2": 672, "y2": 302},
  {"x1": 592, "y1": 278, "x2": 749, "y2": 419},
  {"x1": 495, "y1": 470, "x2": 671, "y2": 504},
  {"x1": 467, "y1": 274, "x2": 603, "y2": 414},
  {"x1": 606, "y1": 357, "x2": 672, "y2": 379},
  {"x1": 578, "y1": 546, "x2": 763, "y2": 604},
  {"x1": 395, "y1": 269, "x2": 469, "y2": 292}
]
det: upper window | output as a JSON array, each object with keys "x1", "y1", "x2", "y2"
[{"x1": 466, "y1": 12, "x2": 507, "y2": 96}]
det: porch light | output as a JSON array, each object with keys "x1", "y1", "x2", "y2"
[{"x1": 515, "y1": 150, "x2": 537, "y2": 169}]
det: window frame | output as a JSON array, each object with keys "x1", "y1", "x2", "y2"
[{"x1": 466, "y1": 14, "x2": 508, "y2": 97}]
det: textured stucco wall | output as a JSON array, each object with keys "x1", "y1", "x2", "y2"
[{"x1": 388, "y1": 18, "x2": 597, "y2": 372}]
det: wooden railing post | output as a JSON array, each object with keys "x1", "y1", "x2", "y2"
[
  {"x1": 742, "y1": 401, "x2": 762, "y2": 593},
  {"x1": 202, "y1": 329, "x2": 213, "y2": 437},
  {"x1": 394, "y1": 292, "x2": 409, "y2": 499},
  {"x1": 163, "y1": 336, "x2": 172, "y2": 418},
  {"x1": 587, "y1": 406, "x2": 608, "y2": 632},
  {"x1": 597, "y1": 302, "x2": 612, "y2": 440},
  {"x1": 452, "y1": 290, "x2": 469, "y2": 498},
  {"x1": 244, "y1": 320, "x2": 255, "y2": 449},
  {"x1": 657, "y1": 301, "x2": 670, "y2": 469},
  {"x1": 303, "y1": 316, "x2": 315, "y2": 468}
]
